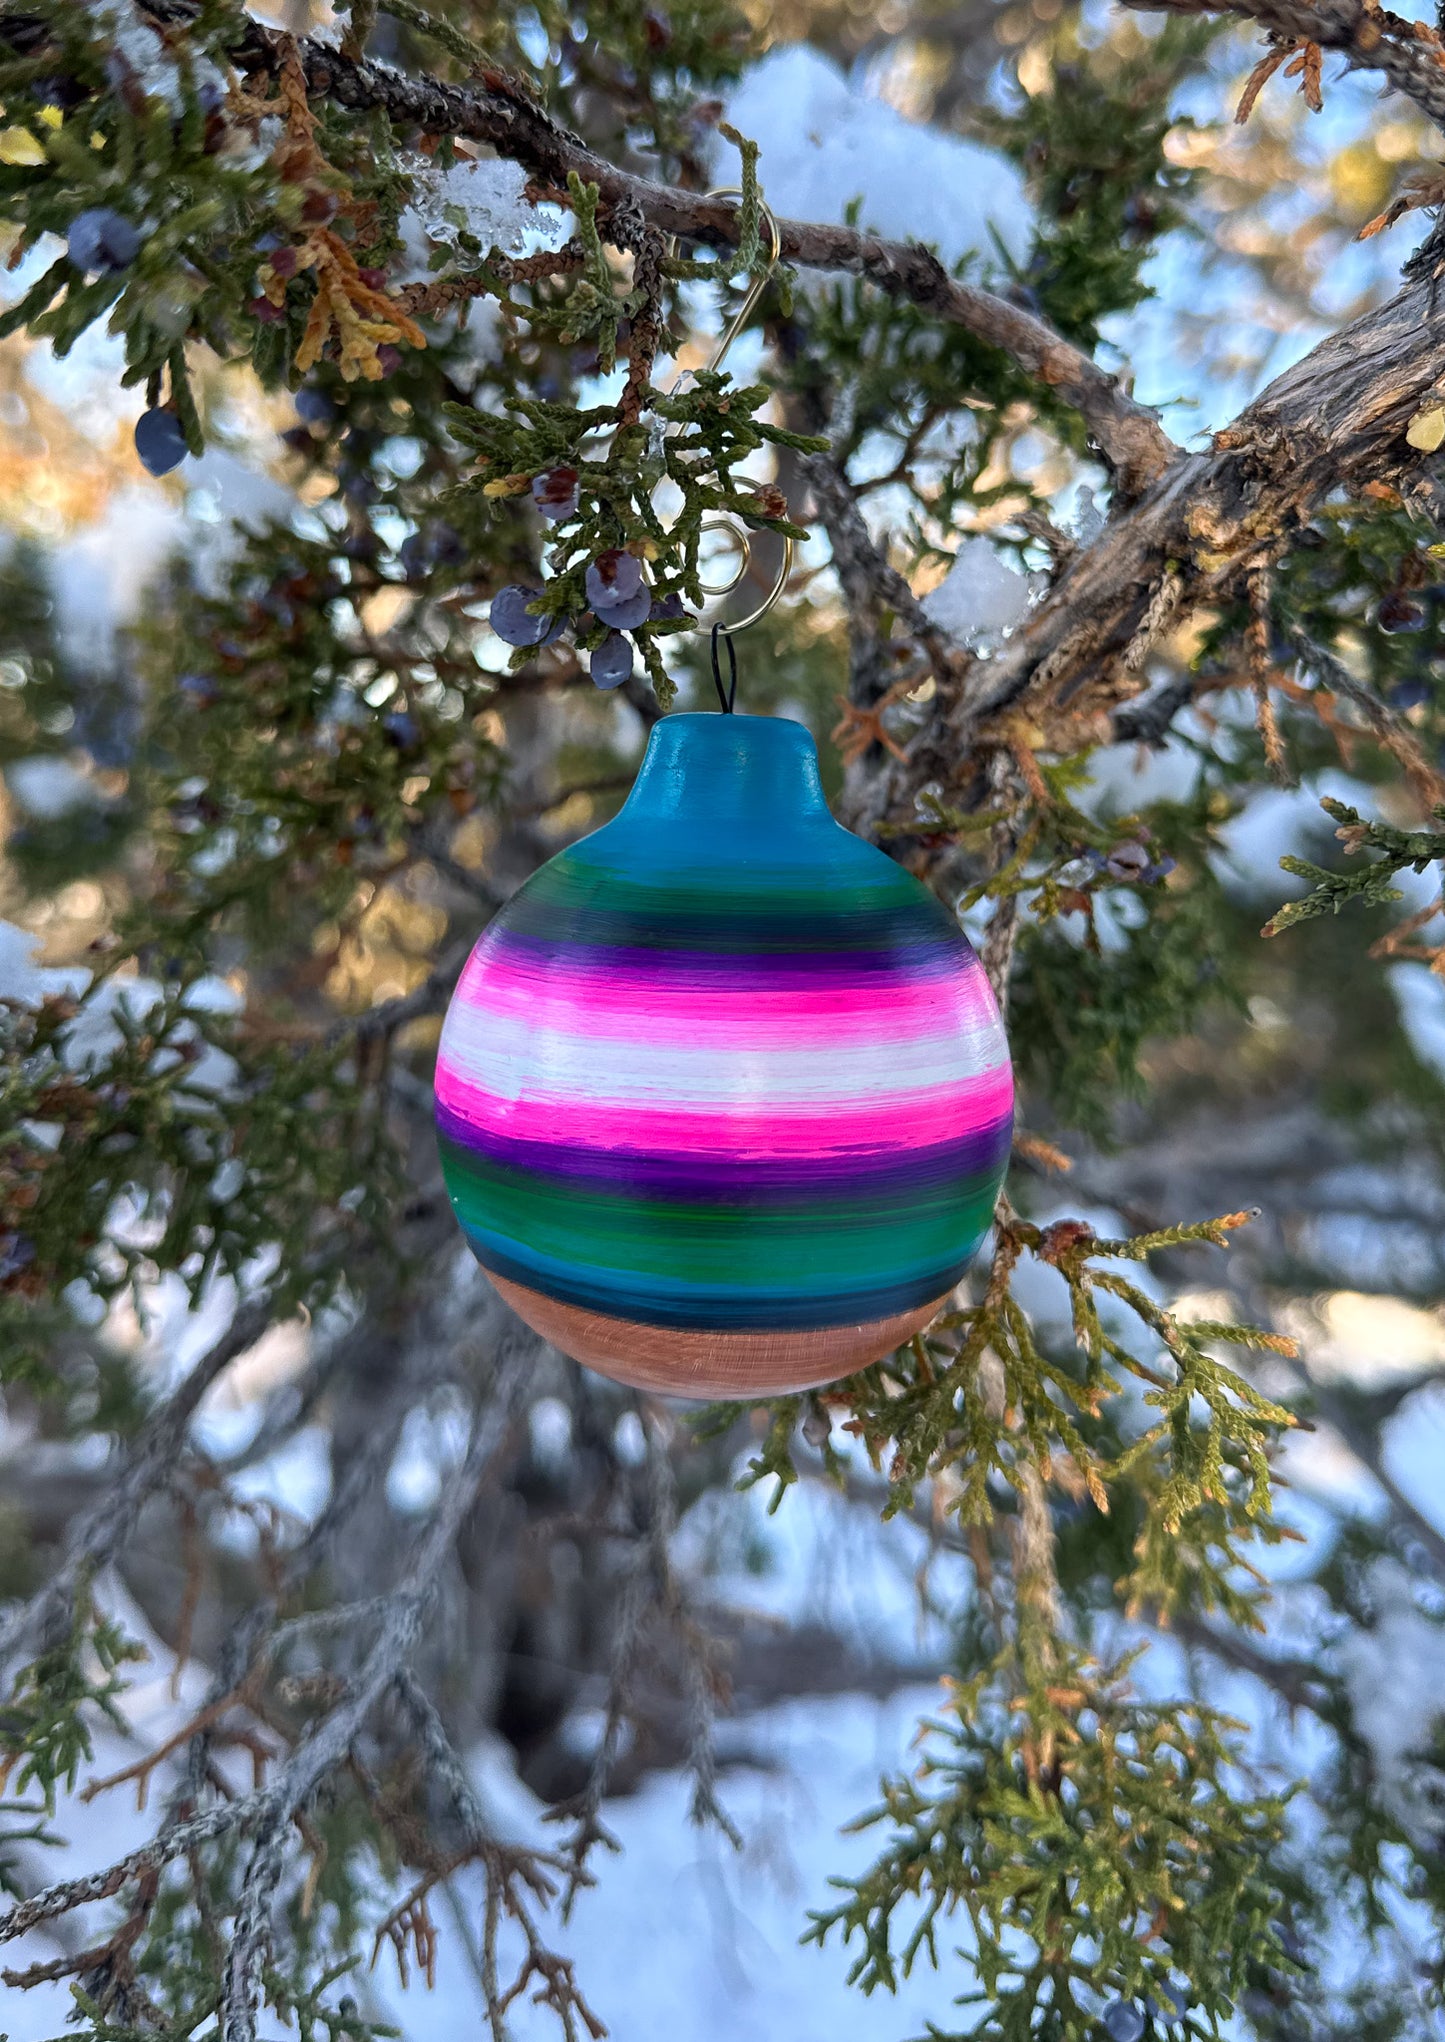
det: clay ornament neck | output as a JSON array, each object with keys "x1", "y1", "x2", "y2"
[{"x1": 619, "y1": 713, "x2": 831, "y2": 829}]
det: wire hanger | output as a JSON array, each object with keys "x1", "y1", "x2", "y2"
[
  {"x1": 664, "y1": 188, "x2": 793, "y2": 661},
  {"x1": 710, "y1": 622, "x2": 738, "y2": 714}
]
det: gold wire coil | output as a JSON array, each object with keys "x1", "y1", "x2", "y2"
[
  {"x1": 695, "y1": 517, "x2": 750, "y2": 599},
  {"x1": 665, "y1": 187, "x2": 793, "y2": 640}
]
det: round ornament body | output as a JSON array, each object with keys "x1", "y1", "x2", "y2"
[{"x1": 435, "y1": 713, "x2": 1012, "y2": 1398}]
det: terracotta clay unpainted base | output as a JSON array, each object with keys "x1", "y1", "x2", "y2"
[{"x1": 488, "y1": 1272, "x2": 948, "y2": 1398}]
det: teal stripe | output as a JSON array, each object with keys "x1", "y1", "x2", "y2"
[{"x1": 501, "y1": 853, "x2": 958, "y2": 954}]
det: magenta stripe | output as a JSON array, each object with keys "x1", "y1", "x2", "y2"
[
  {"x1": 433, "y1": 1062, "x2": 1014, "y2": 1156},
  {"x1": 450, "y1": 947, "x2": 1001, "y2": 1046}
]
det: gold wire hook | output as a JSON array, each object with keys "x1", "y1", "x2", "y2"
[
  {"x1": 663, "y1": 187, "x2": 793, "y2": 640},
  {"x1": 693, "y1": 185, "x2": 784, "y2": 383}
]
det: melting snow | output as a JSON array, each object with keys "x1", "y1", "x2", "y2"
[
  {"x1": 922, "y1": 534, "x2": 1032, "y2": 647},
  {"x1": 400, "y1": 153, "x2": 569, "y2": 258}
]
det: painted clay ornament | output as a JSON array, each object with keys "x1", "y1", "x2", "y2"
[{"x1": 435, "y1": 711, "x2": 1012, "y2": 1398}]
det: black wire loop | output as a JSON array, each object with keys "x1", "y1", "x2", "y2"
[{"x1": 710, "y1": 622, "x2": 738, "y2": 715}]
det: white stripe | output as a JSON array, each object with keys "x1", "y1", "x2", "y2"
[{"x1": 437, "y1": 1000, "x2": 1008, "y2": 1105}]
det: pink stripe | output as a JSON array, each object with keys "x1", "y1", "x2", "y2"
[
  {"x1": 450, "y1": 947, "x2": 1001, "y2": 1047},
  {"x1": 434, "y1": 1063, "x2": 1014, "y2": 1156}
]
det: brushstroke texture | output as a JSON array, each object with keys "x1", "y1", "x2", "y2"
[{"x1": 436, "y1": 713, "x2": 1012, "y2": 1341}]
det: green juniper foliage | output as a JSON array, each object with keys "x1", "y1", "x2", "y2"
[
  {"x1": 1, "y1": 1584, "x2": 143, "y2": 1814},
  {"x1": 990, "y1": 16, "x2": 1220, "y2": 346},
  {"x1": 1, "y1": 0, "x2": 1444, "y2": 2037},
  {"x1": 807, "y1": 1648, "x2": 1299, "y2": 2042},
  {"x1": 1263, "y1": 795, "x2": 1445, "y2": 938}
]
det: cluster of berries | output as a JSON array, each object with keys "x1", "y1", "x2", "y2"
[
  {"x1": 488, "y1": 468, "x2": 692, "y2": 689},
  {"x1": 1055, "y1": 832, "x2": 1176, "y2": 903},
  {"x1": 68, "y1": 207, "x2": 190, "y2": 477},
  {"x1": 1090, "y1": 838, "x2": 1177, "y2": 886}
]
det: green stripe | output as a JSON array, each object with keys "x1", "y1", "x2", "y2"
[{"x1": 441, "y1": 1147, "x2": 999, "y2": 1295}]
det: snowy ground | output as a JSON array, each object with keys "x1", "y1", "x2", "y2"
[
  {"x1": 5, "y1": 1366, "x2": 1444, "y2": 2041},
  {"x1": 384, "y1": 1686, "x2": 961, "y2": 2042},
  {"x1": 0, "y1": 1657, "x2": 959, "y2": 2042}
]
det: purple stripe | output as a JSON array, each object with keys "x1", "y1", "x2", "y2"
[
  {"x1": 482, "y1": 929, "x2": 972, "y2": 988},
  {"x1": 437, "y1": 1105, "x2": 1013, "y2": 1201}
]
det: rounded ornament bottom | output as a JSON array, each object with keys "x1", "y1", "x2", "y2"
[{"x1": 488, "y1": 1272, "x2": 951, "y2": 1399}]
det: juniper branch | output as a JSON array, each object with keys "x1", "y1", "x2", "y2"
[
  {"x1": 0, "y1": 1295, "x2": 277, "y2": 1666},
  {"x1": 120, "y1": 0, "x2": 1176, "y2": 495},
  {"x1": 390, "y1": 1670, "x2": 606, "y2": 2042},
  {"x1": 1123, "y1": 0, "x2": 1445, "y2": 133},
  {"x1": 219, "y1": 1349, "x2": 529, "y2": 2042},
  {"x1": 1263, "y1": 794, "x2": 1445, "y2": 937}
]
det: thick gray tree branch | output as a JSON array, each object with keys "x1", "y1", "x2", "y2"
[
  {"x1": 0, "y1": 1800, "x2": 248, "y2": 1950},
  {"x1": 0, "y1": 1353, "x2": 529, "y2": 2036},
  {"x1": 219, "y1": 1350, "x2": 528, "y2": 2041},
  {"x1": 881, "y1": 267, "x2": 1445, "y2": 798}
]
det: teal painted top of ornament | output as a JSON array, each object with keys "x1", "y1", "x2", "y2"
[
  {"x1": 436, "y1": 712, "x2": 1013, "y2": 1332},
  {"x1": 617, "y1": 710, "x2": 831, "y2": 832}
]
